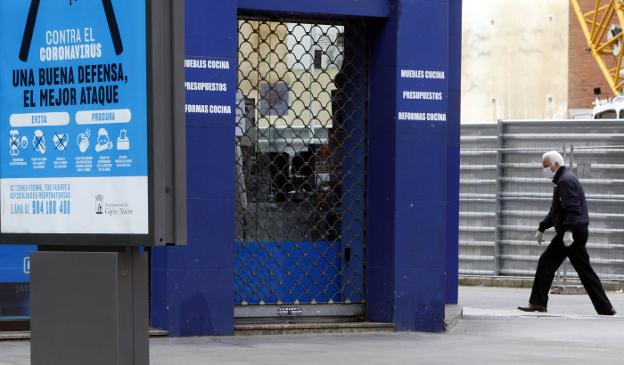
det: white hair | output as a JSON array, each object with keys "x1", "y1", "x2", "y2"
[{"x1": 542, "y1": 151, "x2": 565, "y2": 166}]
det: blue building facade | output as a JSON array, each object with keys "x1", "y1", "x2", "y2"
[{"x1": 150, "y1": 0, "x2": 462, "y2": 336}]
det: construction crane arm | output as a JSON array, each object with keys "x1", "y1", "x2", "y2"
[{"x1": 570, "y1": 0, "x2": 624, "y2": 96}]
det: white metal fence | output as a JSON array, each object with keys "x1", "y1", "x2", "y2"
[{"x1": 460, "y1": 120, "x2": 624, "y2": 281}]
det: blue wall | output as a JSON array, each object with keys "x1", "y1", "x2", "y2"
[
  {"x1": 392, "y1": 0, "x2": 449, "y2": 331},
  {"x1": 0, "y1": 245, "x2": 35, "y2": 318},
  {"x1": 0, "y1": 245, "x2": 34, "y2": 283},
  {"x1": 367, "y1": 0, "x2": 460, "y2": 332},
  {"x1": 238, "y1": 0, "x2": 390, "y2": 17},
  {"x1": 150, "y1": 0, "x2": 237, "y2": 336},
  {"x1": 367, "y1": 13, "x2": 398, "y2": 324},
  {"x1": 446, "y1": 0, "x2": 462, "y2": 306},
  {"x1": 151, "y1": 0, "x2": 461, "y2": 335}
]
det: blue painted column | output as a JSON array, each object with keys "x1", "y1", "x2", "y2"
[
  {"x1": 367, "y1": 13, "x2": 398, "y2": 323},
  {"x1": 150, "y1": 0, "x2": 238, "y2": 336},
  {"x1": 445, "y1": 0, "x2": 462, "y2": 305},
  {"x1": 368, "y1": 0, "x2": 452, "y2": 332},
  {"x1": 393, "y1": 0, "x2": 450, "y2": 332}
]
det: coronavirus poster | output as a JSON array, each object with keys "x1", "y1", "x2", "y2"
[{"x1": 0, "y1": 0, "x2": 148, "y2": 235}]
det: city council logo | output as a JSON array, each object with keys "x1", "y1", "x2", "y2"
[{"x1": 95, "y1": 194, "x2": 104, "y2": 215}]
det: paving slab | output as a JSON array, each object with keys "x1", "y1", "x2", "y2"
[{"x1": 1, "y1": 286, "x2": 623, "y2": 365}]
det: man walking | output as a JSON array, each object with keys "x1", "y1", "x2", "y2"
[{"x1": 518, "y1": 151, "x2": 617, "y2": 315}]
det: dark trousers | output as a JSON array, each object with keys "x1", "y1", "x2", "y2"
[{"x1": 529, "y1": 225, "x2": 613, "y2": 314}]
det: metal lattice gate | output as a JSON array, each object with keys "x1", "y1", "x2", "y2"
[{"x1": 234, "y1": 16, "x2": 368, "y2": 319}]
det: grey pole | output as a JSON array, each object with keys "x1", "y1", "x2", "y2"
[{"x1": 30, "y1": 248, "x2": 149, "y2": 365}]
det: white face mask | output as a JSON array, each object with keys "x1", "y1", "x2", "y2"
[{"x1": 542, "y1": 166, "x2": 556, "y2": 179}]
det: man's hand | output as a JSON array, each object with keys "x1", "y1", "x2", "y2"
[
  {"x1": 535, "y1": 230, "x2": 544, "y2": 245},
  {"x1": 563, "y1": 231, "x2": 574, "y2": 247}
]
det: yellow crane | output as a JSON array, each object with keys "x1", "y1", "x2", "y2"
[{"x1": 571, "y1": 0, "x2": 624, "y2": 95}]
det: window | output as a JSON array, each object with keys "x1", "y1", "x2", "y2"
[
  {"x1": 258, "y1": 82, "x2": 289, "y2": 116},
  {"x1": 595, "y1": 110, "x2": 617, "y2": 119}
]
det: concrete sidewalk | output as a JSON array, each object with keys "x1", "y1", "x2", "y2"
[
  {"x1": 1, "y1": 287, "x2": 624, "y2": 365},
  {"x1": 460, "y1": 285, "x2": 624, "y2": 316}
]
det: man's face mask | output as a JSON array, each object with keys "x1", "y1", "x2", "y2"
[{"x1": 542, "y1": 164, "x2": 556, "y2": 179}]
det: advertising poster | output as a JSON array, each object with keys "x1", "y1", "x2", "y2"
[{"x1": 0, "y1": 0, "x2": 148, "y2": 235}]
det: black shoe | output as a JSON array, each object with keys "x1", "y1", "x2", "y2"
[
  {"x1": 602, "y1": 308, "x2": 617, "y2": 316},
  {"x1": 517, "y1": 304, "x2": 547, "y2": 313}
]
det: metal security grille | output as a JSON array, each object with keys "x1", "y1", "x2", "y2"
[
  {"x1": 234, "y1": 16, "x2": 368, "y2": 318},
  {"x1": 460, "y1": 121, "x2": 624, "y2": 283}
]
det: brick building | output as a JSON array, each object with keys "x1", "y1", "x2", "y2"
[{"x1": 568, "y1": 0, "x2": 613, "y2": 114}]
